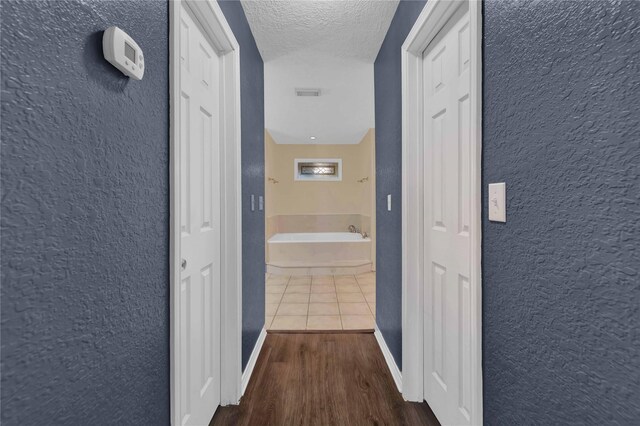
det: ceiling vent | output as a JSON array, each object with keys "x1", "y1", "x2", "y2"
[{"x1": 295, "y1": 88, "x2": 321, "y2": 97}]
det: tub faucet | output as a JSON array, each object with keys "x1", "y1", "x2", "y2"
[{"x1": 348, "y1": 225, "x2": 357, "y2": 233}]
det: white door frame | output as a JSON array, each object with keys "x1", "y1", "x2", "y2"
[
  {"x1": 169, "y1": 0, "x2": 242, "y2": 424},
  {"x1": 401, "y1": 0, "x2": 482, "y2": 421}
]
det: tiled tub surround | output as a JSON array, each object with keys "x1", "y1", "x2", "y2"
[
  {"x1": 265, "y1": 273, "x2": 376, "y2": 331},
  {"x1": 266, "y1": 214, "x2": 371, "y2": 237}
]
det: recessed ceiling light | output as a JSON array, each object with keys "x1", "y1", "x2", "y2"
[{"x1": 310, "y1": 136, "x2": 316, "y2": 140}]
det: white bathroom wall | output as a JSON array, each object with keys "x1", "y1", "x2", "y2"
[
  {"x1": 265, "y1": 129, "x2": 374, "y2": 218},
  {"x1": 265, "y1": 53, "x2": 374, "y2": 145}
]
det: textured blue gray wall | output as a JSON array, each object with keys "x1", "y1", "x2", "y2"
[
  {"x1": 374, "y1": 0, "x2": 427, "y2": 370},
  {"x1": 1, "y1": 0, "x2": 170, "y2": 424},
  {"x1": 483, "y1": 0, "x2": 639, "y2": 423},
  {"x1": 217, "y1": 0, "x2": 265, "y2": 370}
]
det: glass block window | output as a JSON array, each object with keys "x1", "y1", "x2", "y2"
[
  {"x1": 294, "y1": 158, "x2": 342, "y2": 181},
  {"x1": 300, "y1": 163, "x2": 336, "y2": 176}
]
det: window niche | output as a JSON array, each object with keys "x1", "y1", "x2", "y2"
[{"x1": 294, "y1": 158, "x2": 342, "y2": 181}]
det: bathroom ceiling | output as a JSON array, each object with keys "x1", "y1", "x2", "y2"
[{"x1": 241, "y1": 0, "x2": 400, "y2": 144}]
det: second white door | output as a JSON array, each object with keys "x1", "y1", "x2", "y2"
[
  {"x1": 422, "y1": 3, "x2": 476, "y2": 426},
  {"x1": 177, "y1": 3, "x2": 222, "y2": 425}
]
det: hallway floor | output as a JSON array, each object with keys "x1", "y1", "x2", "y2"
[
  {"x1": 211, "y1": 333, "x2": 440, "y2": 426},
  {"x1": 265, "y1": 272, "x2": 376, "y2": 331}
]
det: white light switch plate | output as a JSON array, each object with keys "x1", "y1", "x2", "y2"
[{"x1": 488, "y1": 183, "x2": 506, "y2": 222}]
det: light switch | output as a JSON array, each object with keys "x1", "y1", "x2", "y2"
[
  {"x1": 488, "y1": 183, "x2": 506, "y2": 222},
  {"x1": 387, "y1": 194, "x2": 392, "y2": 211}
]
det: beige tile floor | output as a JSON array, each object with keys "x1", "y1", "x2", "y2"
[{"x1": 265, "y1": 272, "x2": 376, "y2": 331}]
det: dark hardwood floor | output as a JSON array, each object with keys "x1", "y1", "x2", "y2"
[{"x1": 211, "y1": 332, "x2": 440, "y2": 426}]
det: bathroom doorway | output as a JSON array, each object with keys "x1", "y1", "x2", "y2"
[{"x1": 264, "y1": 130, "x2": 377, "y2": 331}]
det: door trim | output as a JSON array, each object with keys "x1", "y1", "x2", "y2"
[
  {"x1": 401, "y1": 0, "x2": 482, "y2": 422},
  {"x1": 170, "y1": 1, "x2": 242, "y2": 424}
]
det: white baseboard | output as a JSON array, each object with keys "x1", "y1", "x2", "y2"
[
  {"x1": 241, "y1": 327, "x2": 267, "y2": 396},
  {"x1": 374, "y1": 326, "x2": 402, "y2": 394}
]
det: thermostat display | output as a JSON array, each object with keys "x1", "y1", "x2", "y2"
[
  {"x1": 124, "y1": 42, "x2": 136, "y2": 63},
  {"x1": 103, "y1": 26, "x2": 144, "y2": 80}
]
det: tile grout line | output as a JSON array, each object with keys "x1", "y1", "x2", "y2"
[
  {"x1": 266, "y1": 276, "x2": 273, "y2": 329},
  {"x1": 269, "y1": 275, "x2": 291, "y2": 329},
  {"x1": 355, "y1": 279, "x2": 372, "y2": 317},
  {"x1": 362, "y1": 283, "x2": 374, "y2": 317},
  {"x1": 282, "y1": 275, "x2": 291, "y2": 325},
  {"x1": 272, "y1": 276, "x2": 286, "y2": 319},
  {"x1": 337, "y1": 275, "x2": 348, "y2": 330},
  {"x1": 332, "y1": 275, "x2": 344, "y2": 330},
  {"x1": 308, "y1": 277, "x2": 313, "y2": 326},
  {"x1": 354, "y1": 273, "x2": 376, "y2": 318}
]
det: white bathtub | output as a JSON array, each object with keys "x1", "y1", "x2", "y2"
[{"x1": 267, "y1": 232, "x2": 372, "y2": 274}]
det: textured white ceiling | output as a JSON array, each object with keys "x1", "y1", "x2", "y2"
[{"x1": 241, "y1": 0, "x2": 400, "y2": 62}]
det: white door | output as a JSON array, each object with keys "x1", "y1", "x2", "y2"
[
  {"x1": 422, "y1": 4, "x2": 474, "y2": 425},
  {"x1": 177, "y1": 4, "x2": 222, "y2": 425}
]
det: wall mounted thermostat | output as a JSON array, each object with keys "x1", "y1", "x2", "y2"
[
  {"x1": 488, "y1": 183, "x2": 506, "y2": 222},
  {"x1": 103, "y1": 26, "x2": 144, "y2": 80}
]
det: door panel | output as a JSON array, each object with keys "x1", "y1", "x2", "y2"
[
  {"x1": 178, "y1": 4, "x2": 221, "y2": 425},
  {"x1": 423, "y1": 4, "x2": 473, "y2": 425}
]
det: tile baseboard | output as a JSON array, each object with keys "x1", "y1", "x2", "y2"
[{"x1": 267, "y1": 263, "x2": 373, "y2": 276}]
